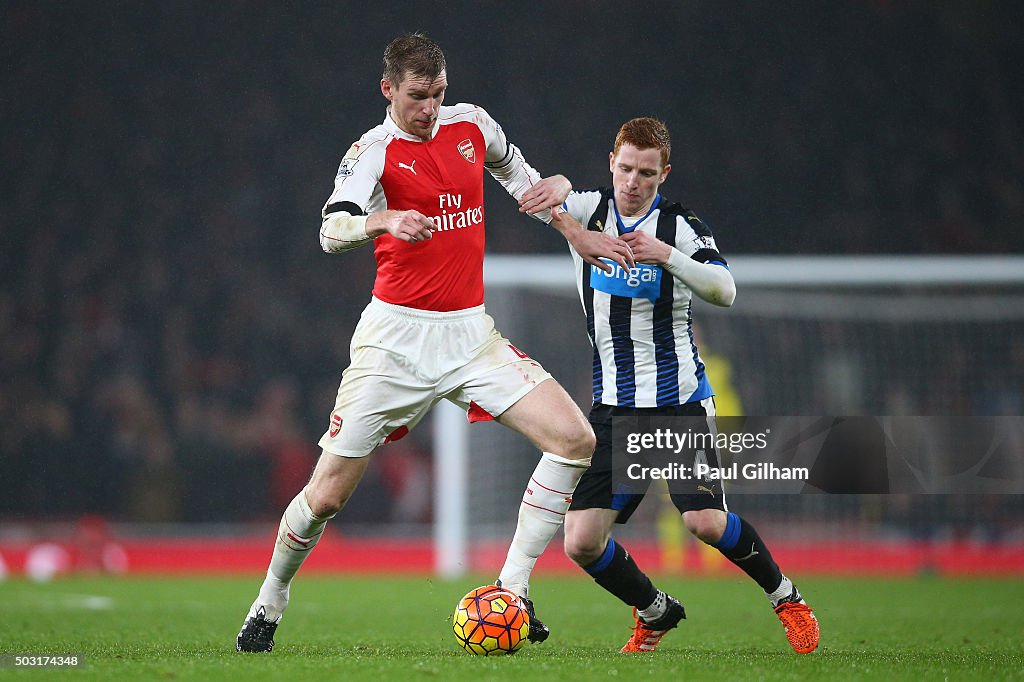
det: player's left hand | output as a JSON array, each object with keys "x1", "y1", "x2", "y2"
[
  {"x1": 549, "y1": 210, "x2": 633, "y2": 271},
  {"x1": 519, "y1": 175, "x2": 572, "y2": 215},
  {"x1": 621, "y1": 230, "x2": 672, "y2": 265}
]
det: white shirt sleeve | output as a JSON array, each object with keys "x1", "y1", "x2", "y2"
[
  {"x1": 562, "y1": 190, "x2": 605, "y2": 227},
  {"x1": 320, "y1": 131, "x2": 389, "y2": 253},
  {"x1": 664, "y1": 213, "x2": 735, "y2": 306},
  {"x1": 674, "y1": 213, "x2": 723, "y2": 260},
  {"x1": 472, "y1": 106, "x2": 553, "y2": 223},
  {"x1": 322, "y1": 131, "x2": 389, "y2": 219}
]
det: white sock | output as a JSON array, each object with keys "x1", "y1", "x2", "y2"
[
  {"x1": 498, "y1": 452, "x2": 590, "y2": 597},
  {"x1": 767, "y1": 575, "x2": 795, "y2": 607},
  {"x1": 250, "y1": 570, "x2": 290, "y2": 622},
  {"x1": 637, "y1": 591, "x2": 668, "y2": 623},
  {"x1": 248, "y1": 490, "x2": 330, "y2": 621}
]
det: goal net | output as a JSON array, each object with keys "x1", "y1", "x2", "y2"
[{"x1": 432, "y1": 255, "x2": 1024, "y2": 576}]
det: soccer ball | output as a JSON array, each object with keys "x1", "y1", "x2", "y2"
[{"x1": 452, "y1": 584, "x2": 530, "y2": 655}]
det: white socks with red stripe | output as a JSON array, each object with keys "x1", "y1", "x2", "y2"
[
  {"x1": 498, "y1": 451, "x2": 590, "y2": 597},
  {"x1": 248, "y1": 490, "x2": 331, "y2": 622}
]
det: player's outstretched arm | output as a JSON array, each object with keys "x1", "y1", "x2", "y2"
[
  {"x1": 320, "y1": 210, "x2": 435, "y2": 253},
  {"x1": 477, "y1": 106, "x2": 565, "y2": 222},
  {"x1": 621, "y1": 230, "x2": 735, "y2": 307},
  {"x1": 550, "y1": 210, "x2": 634, "y2": 273}
]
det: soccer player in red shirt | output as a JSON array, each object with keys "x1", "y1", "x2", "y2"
[{"x1": 236, "y1": 33, "x2": 633, "y2": 653}]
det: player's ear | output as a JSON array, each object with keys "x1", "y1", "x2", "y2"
[
  {"x1": 608, "y1": 151, "x2": 615, "y2": 173},
  {"x1": 659, "y1": 163, "x2": 672, "y2": 184},
  {"x1": 381, "y1": 78, "x2": 393, "y2": 101}
]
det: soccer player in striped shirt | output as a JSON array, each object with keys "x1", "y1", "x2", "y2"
[{"x1": 549, "y1": 118, "x2": 819, "y2": 654}]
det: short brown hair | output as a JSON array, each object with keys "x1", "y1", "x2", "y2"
[
  {"x1": 382, "y1": 33, "x2": 446, "y2": 86},
  {"x1": 614, "y1": 118, "x2": 671, "y2": 167}
]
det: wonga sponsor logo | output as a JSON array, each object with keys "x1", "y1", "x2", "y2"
[{"x1": 590, "y1": 259, "x2": 663, "y2": 301}]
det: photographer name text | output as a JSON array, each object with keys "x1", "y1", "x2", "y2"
[{"x1": 626, "y1": 462, "x2": 809, "y2": 481}]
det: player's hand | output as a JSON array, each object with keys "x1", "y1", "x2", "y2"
[
  {"x1": 621, "y1": 230, "x2": 672, "y2": 265},
  {"x1": 551, "y1": 211, "x2": 634, "y2": 272},
  {"x1": 385, "y1": 210, "x2": 435, "y2": 244},
  {"x1": 519, "y1": 175, "x2": 572, "y2": 215}
]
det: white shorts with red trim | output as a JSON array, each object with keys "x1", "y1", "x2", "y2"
[{"x1": 318, "y1": 296, "x2": 552, "y2": 457}]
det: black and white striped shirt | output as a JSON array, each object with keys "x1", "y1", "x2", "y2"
[{"x1": 563, "y1": 189, "x2": 728, "y2": 407}]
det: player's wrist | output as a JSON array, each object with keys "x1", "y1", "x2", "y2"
[
  {"x1": 553, "y1": 174, "x2": 572, "y2": 202},
  {"x1": 365, "y1": 212, "x2": 397, "y2": 239},
  {"x1": 566, "y1": 226, "x2": 591, "y2": 250}
]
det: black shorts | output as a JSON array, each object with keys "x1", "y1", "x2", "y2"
[{"x1": 569, "y1": 400, "x2": 727, "y2": 523}]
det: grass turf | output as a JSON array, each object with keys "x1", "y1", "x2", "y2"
[{"x1": 1, "y1": 575, "x2": 1022, "y2": 681}]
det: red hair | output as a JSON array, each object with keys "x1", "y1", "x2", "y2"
[{"x1": 613, "y1": 118, "x2": 671, "y2": 167}]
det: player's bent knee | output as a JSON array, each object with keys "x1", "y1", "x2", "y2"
[
  {"x1": 563, "y1": 529, "x2": 605, "y2": 566},
  {"x1": 303, "y1": 486, "x2": 347, "y2": 519},
  {"x1": 683, "y1": 509, "x2": 728, "y2": 545},
  {"x1": 303, "y1": 473, "x2": 360, "y2": 518},
  {"x1": 303, "y1": 451, "x2": 371, "y2": 518},
  {"x1": 562, "y1": 421, "x2": 597, "y2": 461}
]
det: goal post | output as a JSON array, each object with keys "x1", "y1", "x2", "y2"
[
  {"x1": 433, "y1": 255, "x2": 1024, "y2": 577},
  {"x1": 483, "y1": 254, "x2": 1024, "y2": 288}
]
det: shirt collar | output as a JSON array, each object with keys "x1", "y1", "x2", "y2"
[{"x1": 612, "y1": 193, "x2": 662, "y2": 234}]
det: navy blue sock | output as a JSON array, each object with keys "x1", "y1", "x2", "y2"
[
  {"x1": 714, "y1": 512, "x2": 783, "y2": 593},
  {"x1": 583, "y1": 538, "x2": 658, "y2": 609}
]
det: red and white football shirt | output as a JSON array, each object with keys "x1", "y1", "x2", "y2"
[{"x1": 322, "y1": 104, "x2": 545, "y2": 311}]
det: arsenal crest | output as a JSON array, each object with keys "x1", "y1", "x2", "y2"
[
  {"x1": 329, "y1": 414, "x2": 342, "y2": 437},
  {"x1": 458, "y1": 139, "x2": 476, "y2": 164}
]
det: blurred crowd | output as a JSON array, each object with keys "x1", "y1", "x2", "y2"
[{"x1": 1, "y1": 2, "x2": 1021, "y2": 522}]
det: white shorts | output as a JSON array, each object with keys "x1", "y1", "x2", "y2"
[{"x1": 318, "y1": 297, "x2": 552, "y2": 457}]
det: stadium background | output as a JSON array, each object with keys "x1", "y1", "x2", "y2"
[{"x1": 1, "y1": 1, "x2": 1022, "y2": 578}]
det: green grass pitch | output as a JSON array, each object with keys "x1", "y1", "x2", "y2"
[{"x1": 2, "y1": 575, "x2": 1022, "y2": 680}]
